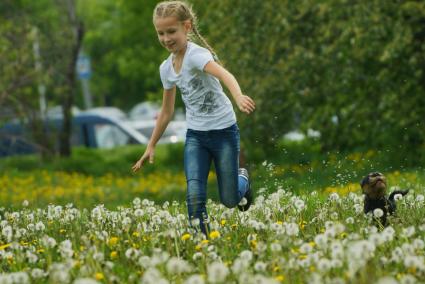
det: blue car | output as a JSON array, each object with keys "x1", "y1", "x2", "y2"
[{"x1": 0, "y1": 113, "x2": 149, "y2": 157}]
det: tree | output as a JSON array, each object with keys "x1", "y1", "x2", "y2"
[
  {"x1": 78, "y1": 0, "x2": 167, "y2": 109},
  {"x1": 0, "y1": 0, "x2": 85, "y2": 157},
  {"x1": 194, "y1": 0, "x2": 425, "y2": 157}
]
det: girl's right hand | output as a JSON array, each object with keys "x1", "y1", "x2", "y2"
[
  {"x1": 235, "y1": 94, "x2": 256, "y2": 114},
  {"x1": 132, "y1": 146, "x2": 155, "y2": 172}
]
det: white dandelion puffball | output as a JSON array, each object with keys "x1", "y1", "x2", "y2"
[
  {"x1": 394, "y1": 194, "x2": 403, "y2": 201},
  {"x1": 373, "y1": 208, "x2": 384, "y2": 218},
  {"x1": 207, "y1": 262, "x2": 229, "y2": 283}
]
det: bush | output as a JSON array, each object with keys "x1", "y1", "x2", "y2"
[{"x1": 0, "y1": 143, "x2": 185, "y2": 176}]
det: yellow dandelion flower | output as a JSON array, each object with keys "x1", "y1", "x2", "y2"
[
  {"x1": 0, "y1": 243, "x2": 11, "y2": 250},
  {"x1": 220, "y1": 219, "x2": 226, "y2": 226},
  {"x1": 7, "y1": 255, "x2": 13, "y2": 261},
  {"x1": 132, "y1": 232, "x2": 140, "y2": 238},
  {"x1": 209, "y1": 230, "x2": 220, "y2": 239},
  {"x1": 59, "y1": 229, "x2": 66, "y2": 234},
  {"x1": 110, "y1": 251, "x2": 118, "y2": 259},
  {"x1": 181, "y1": 233, "x2": 191, "y2": 241},
  {"x1": 276, "y1": 221, "x2": 283, "y2": 225},
  {"x1": 250, "y1": 239, "x2": 257, "y2": 249},
  {"x1": 95, "y1": 273, "x2": 104, "y2": 280},
  {"x1": 195, "y1": 244, "x2": 202, "y2": 251},
  {"x1": 108, "y1": 237, "x2": 119, "y2": 247},
  {"x1": 201, "y1": 239, "x2": 209, "y2": 245},
  {"x1": 275, "y1": 275, "x2": 285, "y2": 282}
]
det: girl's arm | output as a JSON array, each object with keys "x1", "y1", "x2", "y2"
[
  {"x1": 132, "y1": 87, "x2": 176, "y2": 172},
  {"x1": 204, "y1": 61, "x2": 255, "y2": 114}
]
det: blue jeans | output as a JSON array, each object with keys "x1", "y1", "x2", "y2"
[{"x1": 184, "y1": 123, "x2": 249, "y2": 234}]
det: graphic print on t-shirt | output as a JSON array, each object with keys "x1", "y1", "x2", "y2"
[
  {"x1": 199, "y1": 91, "x2": 218, "y2": 114},
  {"x1": 180, "y1": 76, "x2": 219, "y2": 115},
  {"x1": 189, "y1": 77, "x2": 203, "y2": 92}
]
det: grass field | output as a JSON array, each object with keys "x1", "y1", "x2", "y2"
[{"x1": 0, "y1": 147, "x2": 424, "y2": 283}]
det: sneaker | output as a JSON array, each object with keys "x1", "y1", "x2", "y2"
[{"x1": 237, "y1": 168, "x2": 253, "y2": 211}]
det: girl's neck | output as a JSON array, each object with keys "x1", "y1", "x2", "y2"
[{"x1": 172, "y1": 42, "x2": 189, "y2": 59}]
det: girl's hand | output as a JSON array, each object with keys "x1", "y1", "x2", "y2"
[
  {"x1": 132, "y1": 147, "x2": 155, "y2": 172},
  {"x1": 236, "y1": 94, "x2": 256, "y2": 114}
]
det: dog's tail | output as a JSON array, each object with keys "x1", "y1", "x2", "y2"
[{"x1": 389, "y1": 189, "x2": 409, "y2": 201}]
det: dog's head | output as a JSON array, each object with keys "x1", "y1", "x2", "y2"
[{"x1": 360, "y1": 172, "x2": 387, "y2": 199}]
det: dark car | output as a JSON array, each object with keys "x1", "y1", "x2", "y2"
[{"x1": 0, "y1": 113, "x2": 149, "y2": 157}]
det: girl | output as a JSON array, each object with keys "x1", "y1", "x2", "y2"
[{"x1": 132, "y1": 0, "x2": 255, "y2": 234}]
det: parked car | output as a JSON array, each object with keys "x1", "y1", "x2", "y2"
[
  {"x1": 129, "y1": 102, "x2": 160, "y2": 121},
  {"x1": 82, "y1": 107, "x2": 128, "y2": 121},
  {"x1": 0, "y1": 113, "x2": 149, "y2": 157},
  {"x1": 124, "y1": 119, "x2": 187, "y2": 144},
  {"x1": 46, "y1": 105, "x2": 81, "y2": 119}
]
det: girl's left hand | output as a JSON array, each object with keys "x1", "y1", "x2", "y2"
[{"x1": 236, "y1": 95, "x2": 256, "y2": 114}]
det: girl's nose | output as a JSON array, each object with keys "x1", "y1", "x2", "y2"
[{"x1": 163, "y1": 34, "x2": 171, "y2": 41}]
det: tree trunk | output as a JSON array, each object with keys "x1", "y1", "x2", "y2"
[{"x1": 59, "y1": 0, "x2": 84, "y2": 157}]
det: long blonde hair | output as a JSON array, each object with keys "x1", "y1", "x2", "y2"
[{"x1": 153, "y1": 1, "x2": 219, "y2": 62}]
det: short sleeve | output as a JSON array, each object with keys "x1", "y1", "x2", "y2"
[
  {"x1": 187, "y1": 46, "x2": 214, "y2": 71},
  {"x1": 159, "y1": 60, "x2": 174, "y2": 90}
]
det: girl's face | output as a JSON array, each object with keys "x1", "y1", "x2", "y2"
[{"x1": 154, "y1": 16, "x2": 191, "y2": 55}]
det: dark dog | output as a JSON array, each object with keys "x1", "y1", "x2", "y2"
[{"x1": 360, "y1": 172, "x2": 408, "y2": 226}]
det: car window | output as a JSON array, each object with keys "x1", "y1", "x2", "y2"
[{"x1": 94, "y1": 124, "x2": 130, "y2": 148}]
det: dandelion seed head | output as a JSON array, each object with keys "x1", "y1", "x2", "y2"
[
  {"x1": 376, "y1": 277, "x2": 398, "y2": 284},
  {"x1": 394, "y1": 194, "x2": 403, "y2": 201},
  {"x1": 184, "y1": 274, "x2": 205, "y2": 284},
  {"x1": 373, "y1": 208, "x2": 384, "y2": 218},
  {"x1": 207, "y1": 262, "x2": 229, "y2": 283}
]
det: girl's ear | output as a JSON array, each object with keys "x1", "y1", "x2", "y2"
[{"x1": 183, "y1": 20, "x2": 192, "y2": 33}]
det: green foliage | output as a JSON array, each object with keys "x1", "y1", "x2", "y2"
[
  {"x1": 1, "y1": 0, "x2": 86, "y2": 157},
  {"x1": 2, "y1": 0, "x2": 425, "y2": 160},
  {"x1": 0, "y1": 144, "x2": 185, "y2": 176},
  {"x1": 78, "y1": 0, "x2": 166, "y2": 108},
  {"x1": 194, "y1": 0, "x2": 425, "y2": 155}
]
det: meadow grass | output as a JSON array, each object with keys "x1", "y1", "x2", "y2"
[{"x1": 0, "y1": 147, "x2": 424, "y2": 283}]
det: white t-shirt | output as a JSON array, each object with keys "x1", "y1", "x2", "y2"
[{"x1": 159, "y1": 42, "x2": 236, "y2": 131}]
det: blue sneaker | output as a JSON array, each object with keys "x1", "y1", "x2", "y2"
[{"x1": 237, "y1": 168, "x2": 253, "y2": 211}]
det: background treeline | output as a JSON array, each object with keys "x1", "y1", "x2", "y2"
[{"x1": 1, "y1": 0, "x2": 424, "y2": 161}]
